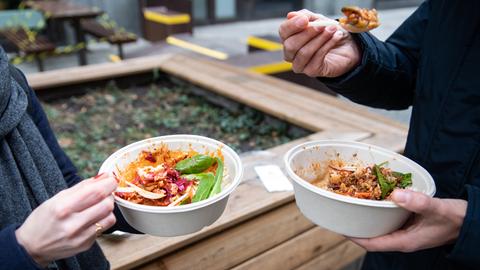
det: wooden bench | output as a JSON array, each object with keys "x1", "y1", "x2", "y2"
[
  {"x1": 0, "y1": 9, "x2": 54, "y2": 71},
  {"x1": 1, "y1": 27, "x2": 55, "y2": 71},
  {"x1": 80, "y1": 19, "x2": 137, "y2": 59}
]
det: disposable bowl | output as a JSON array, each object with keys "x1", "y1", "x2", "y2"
[
  {"x1": 284, "y1": 140, "x2": 435, "y2": 238},
  {"x1": 99, "y1": 134, "x2": 243, "y2": 236}
]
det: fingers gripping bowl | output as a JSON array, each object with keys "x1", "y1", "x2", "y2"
[
  {"x1": 99, "y1": 135, "x2": 243, "y2": 236},
  {"x1": 284, "y1": 140, "x2": 436, "y2": 238}
]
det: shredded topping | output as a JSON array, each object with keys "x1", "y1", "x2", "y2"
[
  {"x1": 114, "y1": 145, "x2": 224, "y2": 206},
  {"x1": 313, "y1": 160, "x2": 412, "y2": 200}
]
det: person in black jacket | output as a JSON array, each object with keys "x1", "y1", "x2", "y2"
[{"x1": 280, "y1": 1, "x2": 479, "y2": 269}]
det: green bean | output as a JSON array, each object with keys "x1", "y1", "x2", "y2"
[
  {"x1": 184, "y1": 173, "x2": 215, "y2": 203},
  {"x1": 175, "y1": 154, "x2": 215, "y2": 174},
  {"x1": 374, "y1": 164, "x2": 395, "y2": 199},
  {"x1": 209, "y1": 158, "x2": 224, "y2": 198},
  {"x1": 393, "y1": 171, "x2": 412, "y2": 188}
]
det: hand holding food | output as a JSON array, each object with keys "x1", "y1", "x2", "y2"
[
  {"x1": 285, "y1": 140, "x2": 436, "y2": 238},
  {"x1": 350, "y1": 189, "x2": 467, "y2": 252},
  {"x1": 15, "y1": 174, "x2": 117, "y2": 267},
  {"x1": 279, "y1": 9, "x2": 361, "y2": 78},
  {"x1": 308, "y1": 6, "x2": 380, "y2": 33},
  {"x1": 99, "y1": 135, "x2": 242, "y2": 237}
]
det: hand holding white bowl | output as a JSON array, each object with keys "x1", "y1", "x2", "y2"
[
  {"x1": 350, "y1": 189, "x2": 467, "y2": 252},
  {"x1": 99, "y1": 135, "x2": 243, "y2": 237}
]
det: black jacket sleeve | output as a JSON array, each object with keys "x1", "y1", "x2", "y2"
[
  {"x1": 321, "y1": 1, "x2": 430, "y2": 110},
  {"x1": 448, "y1": 185, "x2": 480, "y2": 267},
  {"x1": 0, "y1": 224, "x2": 42, "y2": 270}
]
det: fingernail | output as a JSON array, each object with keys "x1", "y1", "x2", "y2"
[
  {"x1": 326, "y1": 25, "x2": 337, "y2": 33},
  {"x1": 94, "y1": 172, "x2": 106, "y2": 179},
  {"x1": 393, "y1": 190, "x2": 410, "y2": 204},
  {"x1": 334, "y1": 31, "x2": 344, "y2": 38},
  {"x1": 295, "y1": 16, "x2": 306, "y2": 27}
]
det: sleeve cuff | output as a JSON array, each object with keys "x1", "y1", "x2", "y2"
[
  {"x1": 0, "y1": 224, "x2": 43, "y2": 270},
  {"x1": 448, "y1": 185, "x2": 480, "y2": 266}
]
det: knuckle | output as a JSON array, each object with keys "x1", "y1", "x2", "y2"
[
  {"x1": 283, "y1": 39, "x2": 295, "y2": 52},
  {"x1": 91, "y1": 189, "x2": 106, "y2": 202},
  {"x1": 304, "y1": 69, "x2": 316, "y2": 77},
  {"x1": 416, "y1": 195, "x2": 430, "y2": 212},
  {"x1": 100, "y1": 201, "x2": 113, "y2": 216},
  {"x1": 296, "y1": 48, "x2": 307, "y2": 59},
  {"x1": 106, "y1": 214, "x2": 117, "y2": 227},
  {"x1": 54, "y1": 205, "x2": 71, "y2": 219},
  {"x1": 291, "y1": 63, "x2": 301, "y2": 74},
  {"x1": 106, "y1": 199, "x2": 115, "y2": 212},
  {"x1": 278, "y1": 27, "x2": 285, "y2": 40},
  {"x1": 278, "y1": 25, "x2": 288, "y2": 40}
]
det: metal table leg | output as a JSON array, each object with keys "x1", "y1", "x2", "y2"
[{"x1": 71, "y1": 19, "x2": 88, "y2": 65}]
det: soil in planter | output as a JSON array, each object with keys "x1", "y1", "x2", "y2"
[{"x1": 41, "y1": 80, "x2": 311, "y2": 178}]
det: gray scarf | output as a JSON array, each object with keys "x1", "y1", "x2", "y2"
[{"x1": 0, "y1": 48, "x2": 109, "y2": 270}]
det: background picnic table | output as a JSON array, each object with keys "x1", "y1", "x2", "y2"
[{"x1": 25, "y1": 0, "x2": 102, "y2": 65}]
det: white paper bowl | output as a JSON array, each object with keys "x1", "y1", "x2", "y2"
[
  {"x1": 99, "y1": 135, "x2": 243, "y2": 236},
  {"x1": 284, "y1": 140, "x2": 436, "y2": 238}
]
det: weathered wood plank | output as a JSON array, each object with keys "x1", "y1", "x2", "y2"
[
  {"x1": 137, "y1": 203, "x2": 314, "y2": 270},
  {"x1": 26, "y1": 54, "x2": 174, "y2": 90},
  {"x1": 295, "y1": 241, "x2": 366, "y2": 270},
  {"x1": 157, "y1": 55, "x2": 408, "y2": 137},
  {"x1": 231, "y1": 227, "x2": 345, "y2": 270},
  {"x1": 26, "y1": 53, "x2": 406, "y2": 138}
]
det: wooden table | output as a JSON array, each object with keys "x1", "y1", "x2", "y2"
[
  {"x1": 27, "y1": 54, "x2": 408, "y2": 269},
  {"x1": 25, "y1": 0, "x2": 103, "y2": 66}
]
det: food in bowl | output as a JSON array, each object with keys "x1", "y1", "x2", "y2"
[
  {"x1": 114, "y1": 144, "x2": 226, "y2": 207},
  {"x1": 312, "y1": 160, "x2": 412, "y2": 200},
  {"x1": 284, "y1": 140, "x2": 435, "y2": 237},
  {"x1": 99, "y1": 135, "x2": 243, "y2": 236}
]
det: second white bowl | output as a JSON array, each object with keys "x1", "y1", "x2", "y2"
[{"x1": 284, "y1": 140, "x2": 436, "y2": 238}]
